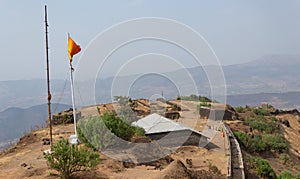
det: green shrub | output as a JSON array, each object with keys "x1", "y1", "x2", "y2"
[
  {"x1": 208, "y1": 162, "x2": 220, "y2": 174},
  {"x1": 262, "y1": 134, "x2": 290, "y2": 153},
  {"x1": 178, "y1": 94, "x2": 212, "y2": 102},
  {"x1": 278, "y1": 171, "x2": 293, "y2": 179},
  {"x1": 197, "y1": 102, "x2": 211, "y2": 112},
  {"x1": 281, "y1": 154, "x2": 289, "y2": 165},
  {"x1": 268, "y1": 104, "x2": 274, "y2": 109},
  {"x1": 78, "y1": 113, "x2": 145, "y2": 150},
  {"x1": 199, "y1": 96, "x2": 212, "y2": 103},
  {"x1": 247, "y1": 117, "x2": 277, "y2": 134},
  {"x1": 269, "y1": 116, "x2": 277, "y2": 122},
  {"x1": 235, "y1": 106, "x2": 244, "y2": 113},
  {"x1": 255, "y1": 158, "x2": 277, "y2": 179},
  {"x1": 234, "y1": 131, "x2": 289, "y2": 153},
  {"x1": 78, "y1": 115, "x2": 116, "y2": 150},
  {"x1": 253, "y1": 107, "x2": 270, "y2": 116},
  {"x1": 250, "y1": 135, "x2": 267, "y2": 152},
  {"x1": 133, "y1": 126, "x2": 146, "y2": 136},
  {"x1": 44, "y1": 138, "x2": 99, "y2": 179},
  {"x1": 234, "y1": 131, "x2": 249, "y2": 147},
  {"x1": 278, "y1": 171, "x2": 300, "y2": 179},
  {"x1": 101, "y1": 113, "x2": 135, "y2": 141}
]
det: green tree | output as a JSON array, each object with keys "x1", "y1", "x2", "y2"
[
  {"x1": 44, "y1": 139, "x2": 99, "y2": 179},
  {"x1": 255, "y1": 158, "x2": 277, "y2": 179}
]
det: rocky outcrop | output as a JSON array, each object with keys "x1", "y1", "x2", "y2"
[{"x1": 271, "y1": 109, "x2": 300, "y2": 116}]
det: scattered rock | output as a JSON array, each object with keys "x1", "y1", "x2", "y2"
[
  {"x1": 20, "y1": 163, "x2": 27, "y2": 167},
  {"x1": 122, "y1": 158, "x2": 136, "y2": 168},
  {"x1": 154, "y1": 164, "x2": 162, "y2": 170},
  {"x1": 42, "y1": 138, "x2": 50, "y2": 145},
  {"x1": 271, "y1": 109, "x2": 300, "y2": 116},
  {"x1": 186, "y1": 158, "x2": 193, "y2": 168},
  {"x1": 282, "y1": 120, "x2": 290, "y2": 127}
]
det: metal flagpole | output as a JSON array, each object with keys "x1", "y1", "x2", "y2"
[
  {"x1": 44, "y1": 5, "x2": 53, "y2": 147},
  {"x1": 69, "y1": 62, "x2": 77, "y2": 137},
  {"x1": 67, "y1": 33, "x2": 81, "y2": 144},
  {"x1": 69, "y1": 57, "x2": 79, "y2": 145}
]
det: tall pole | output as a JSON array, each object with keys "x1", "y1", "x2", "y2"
[
  {"x1": 69, "y1": 62, "x2": 77, "y2": 137},
  {"x1": 44, "y1": 5, "x2": 53, "y2": 146}
]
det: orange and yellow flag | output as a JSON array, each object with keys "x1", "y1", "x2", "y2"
[{"x1": 68, "y1": 36, "x2": 81, "y2": 62}]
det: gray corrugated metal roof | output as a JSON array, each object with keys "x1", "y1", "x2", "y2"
[{"x1": 132, "y1": 113, "x2": 204, "y2": 136}]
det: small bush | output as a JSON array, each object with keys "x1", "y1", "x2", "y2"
[
  {"x1": 78, "y1": 113, "x2": 145, "y2": 150},
  {"x1": 234, "y1": 131, "x2": 266, "y2": 152},
  {"x1": 208, "y1": 162, "x2": 220, "y2": 174},
  {"x1": 255, "y1": 158, "x2": 277, "y2": 179},
  {"x1": 262, "y1": 134, "x2": 290, "y2": 153},
  {"x1": 44, "y1": 138, "x2": 99, "y2": 179},
  {"x1": 250, "y1": 135, "x2": 267, "y2": 152},
  {"x1": 269, "y1": 116, "x2": 277, "y2": 122},
  {"x1": 78, "y1": 115, "x2": 116, "y2": 150},
  {"x1": 278, "y1": 171, "x2": 293, "y2": 179},
  {"x1": 235, "y1": 106, "x2": 244, "y2": 113},
  {"x1": 178, "y1": 94, "x2": 212, "y2": 102},
  {"x1": 234, "y1": 131, "x2": 249, "y2": 147},
  {"x1": 246, "y1": 117, "x2": 277, "y2": 134},
  {"x1": 133, "y1": 126, "x2": 146, "y2": 136},
  {"x1": 281, "y1": 154, "x2": 289, "y2": 165},
  {"x1": 253, "y1": 107, "x2": 270, "y2": 116},
  {"x1": 234, "y1": 131, "x2": 289, "y2": 153}
]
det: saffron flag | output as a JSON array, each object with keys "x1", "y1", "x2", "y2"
[{"x1": 68, "y1": 36, "x2": 81, "y2": 62}]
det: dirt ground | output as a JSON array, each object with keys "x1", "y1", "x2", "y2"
[
  {"x1": 0, "y1": 123, "x2": 228, "y2": 179},
  {"x1": 0, "y1": 100, "x2": 229, "y2": 179}
]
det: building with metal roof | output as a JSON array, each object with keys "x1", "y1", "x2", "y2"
[{"x1": 132, "y1": 113, "x2": 208, "y2": 147}]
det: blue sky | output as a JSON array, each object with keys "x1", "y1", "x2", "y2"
[{"x1": 0, "y1": 1, "x2": 299, "y2": 80}]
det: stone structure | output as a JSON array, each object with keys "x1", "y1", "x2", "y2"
[
  {"x1": 199, "y1": 106, "x2": 235, "y2": 120},
  {"x1": 52, "y1": 108, "x2": 81, "y2": 125}
]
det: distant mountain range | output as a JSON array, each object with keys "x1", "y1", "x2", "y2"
[
  {"x1": 0, "y1": 54, "x2": 299, "y2": 112},
  {"x1": 0, "y1": 103, "x2": 70, "y2": 151},
  {"x1": 227, "y1": 91, "x2": 300, "y2": 109},
  {"x1": 0, "y1": 79, "x2": 72, "y2": 112},
  {"x1": 0, "y1": 55, "x2": 300, "y2": 111}
]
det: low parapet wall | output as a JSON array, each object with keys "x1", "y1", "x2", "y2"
[
  {"x1": 223, "y1": 123, "x2": 232, "y2": 179},
  {"x1": 224, "y1": 123, "x2": 245, "y2": 179}
]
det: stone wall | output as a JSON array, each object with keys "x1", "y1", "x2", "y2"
[
  {"x1": 52, "y1": 108, "x2": 81, "y2": 125},
  {"x1": 199, "y1": 107, "x2": 234, "y2": 120}
]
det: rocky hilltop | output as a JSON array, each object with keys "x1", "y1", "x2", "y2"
[{"x1": 0, "y1": 99, "x2": 299, "y2": 178}]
